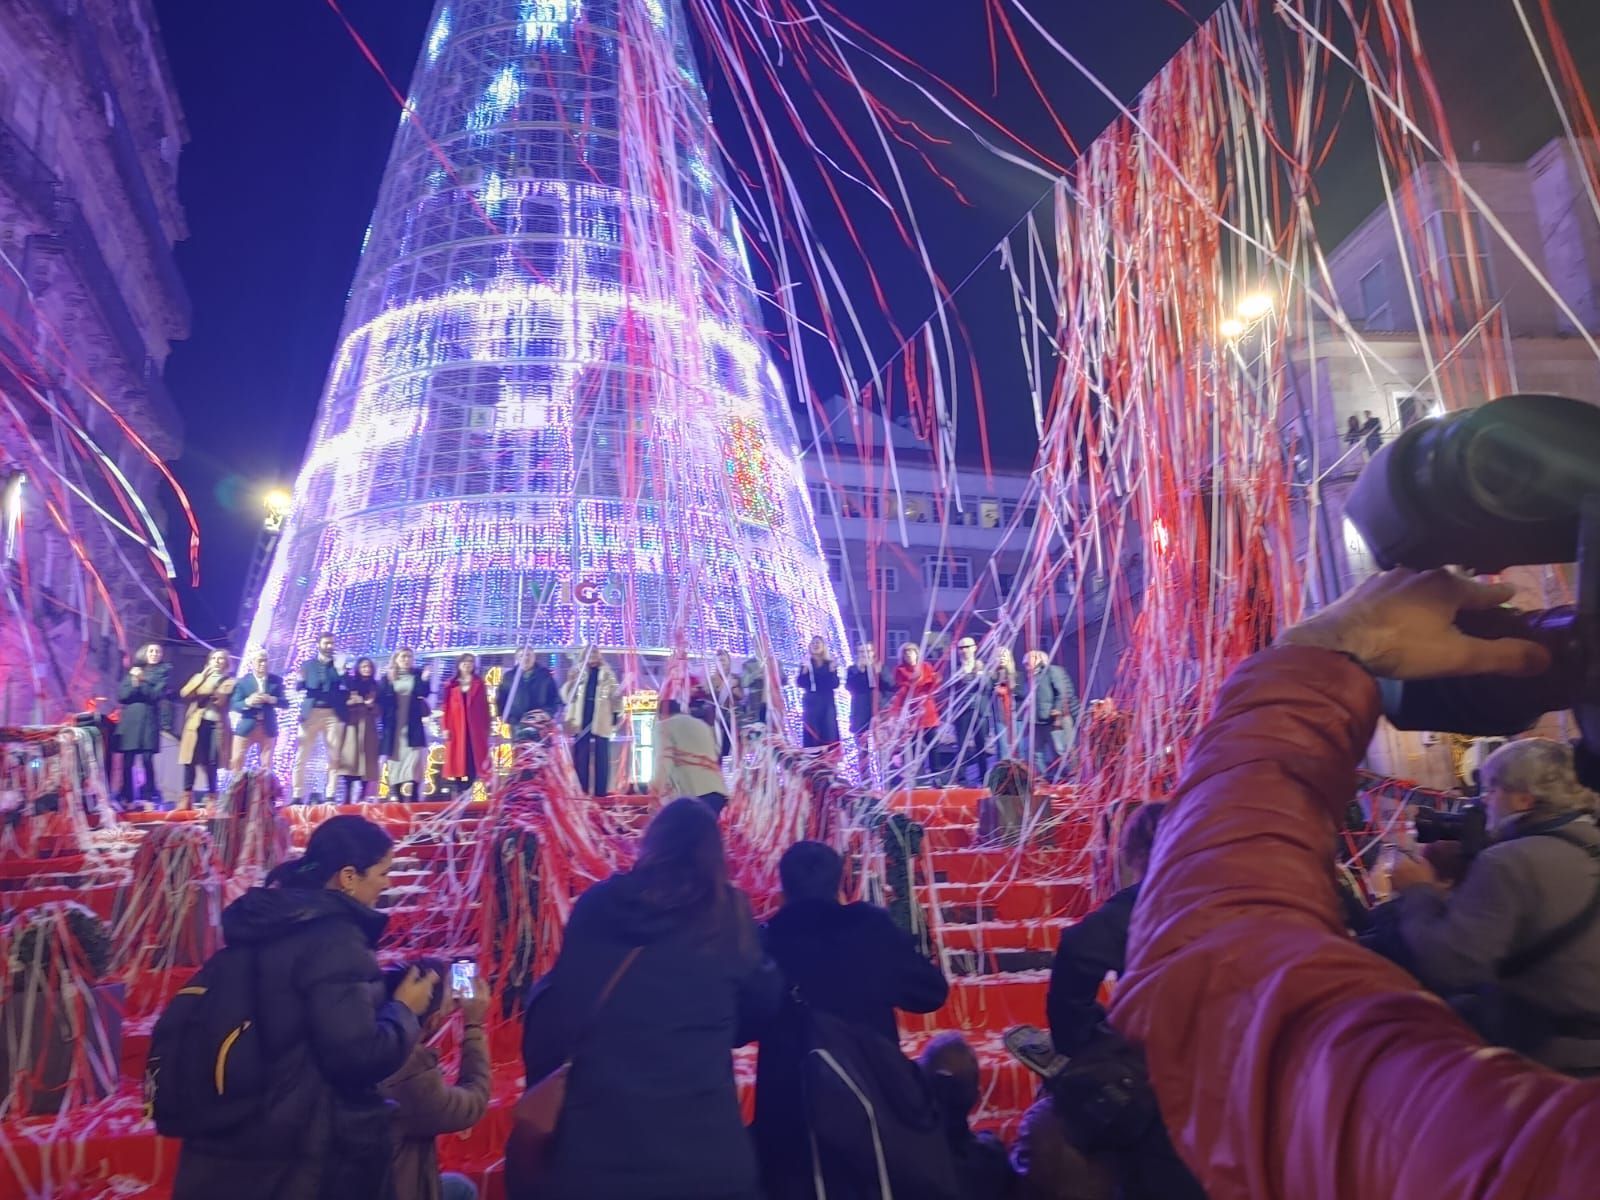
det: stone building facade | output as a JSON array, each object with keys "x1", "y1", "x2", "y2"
[{"x1": 0, "y1": 0, "x2": 189, "y2": 723}]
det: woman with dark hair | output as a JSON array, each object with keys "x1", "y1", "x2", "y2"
[
  {"x1": 172, "y1": 814, "x2": 437, "y2": 1200},
  {"x1": 441, "y1": 653, "x2": 491, "y2": 798},
  {"x1": 116, "y1": 642, "x2": 174, "y2": 810},
  {"x1": 517, "y1": 798, "x2": 783, "y2": 1200},
  {"x1": 335, "y1": 657, "x2": 381, "y2": 803}
]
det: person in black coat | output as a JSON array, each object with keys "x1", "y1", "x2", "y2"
[
  {"x1": 172, "y1": 815, "x2": 438, "y2": 1200},
  {"x1": 496, "y1": 648, "x2": 562, "y2": 728},
  {"x1": 519, "y1": 798, "x2": 782, "y2": 1200},
  {"x1": 1030, "y1": 800, "x2": 1203, "y2": 1200},
  {"x1": 115, "y1": 642, "x2": 174, "y2": 810},
  {"x1": 377, "y1": 652, "x2": 431, "y2": 800},
  {"x1": 753, "y1": 840, "x2": 950, "y2": 1199},
  {"x1": 796, "y1": 636, "x2": 841, "y2": 749}
]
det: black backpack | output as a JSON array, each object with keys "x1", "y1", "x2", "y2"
[
  {"x1": 144, "y1": 944, "x2": 267, "y2": 1138},
  {"x1": 798, "y1": 999, "x2": 960, "y2": 1200}
]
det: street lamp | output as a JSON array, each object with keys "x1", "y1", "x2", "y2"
[
  {"x1": 2, "y1": 470, "x2": 22, "y2": 561},
  {"x1": 263, "y1": 488, "x2": 293, "y2": 533},
  {"x1": 1220, "y1": 289, "x2": 1275, "y2": 341}
]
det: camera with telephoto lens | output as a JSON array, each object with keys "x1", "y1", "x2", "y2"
[
  {"x1": 1344, "y1": 394, "x2": 1600, "y2": 789},
  {"x1": 1412, "y1": 801, "x2": 1490, "y2": 861}
]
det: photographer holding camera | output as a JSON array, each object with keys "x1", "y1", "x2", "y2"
[
  {"x1": 1109, "y1": 567, "x2": 1600, "y2": 1200},
  {"x1": 1389, "y1": 738, "x2": 1600, "y2": 1074}
]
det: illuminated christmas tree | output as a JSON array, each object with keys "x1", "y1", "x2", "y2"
[{"x1": 246, "y1": 0, "x2": 846, "y2": 675}]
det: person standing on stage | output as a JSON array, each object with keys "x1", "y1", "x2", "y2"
[
  {"x1": 378, "y1": 649, "x2": 430, "y2": 800},
  {"x1": 891, "y1": 643, "x2": 940, "y2": 783},
  {"x1": 845, "y1": 641, "x2": 886, "y2": 775},
  {"x1": 1022, "y1": 650, "x2": 1078, "y2": 781},
  {"x1": 293, "y1": 633, "x2": 347, "y2": 805},
  {"x1": 563, "y1": 646, "x2": 620, "y2": 797},
  {"x1": 177, "y1": 648, "x2": 234, "y2": 811},
  {"x1": 796, "y1": 636, "x2": 841, "y2": 749},
  {"x1": 441, "y1": 654, "x2": 491, "y2": 799},
  {"x1": 115, "y1": 642, "x2": 174, "y2": 810},
  {"x1": 231, "y1": 649, "x2": 287, "y2": 773},
  {"x1": 335, "y1": 657, "x2": 382, "y2": 804},
  {"x1": 948, "y1": 636, "x2": 992, "y2": 786},
  {"x1": 708, "y1": 648, "x2": 743, "y2": 761},
  {"x1": 496, "y1": 648, "x2": 561, "y2": 731},
  {"x1": 989, "y1": 647, "x2": 1018, "y2": 763}
]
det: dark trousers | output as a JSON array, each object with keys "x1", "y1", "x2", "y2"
[
  {"x1": 698, "y1": 791, "x2": 729, "y2": 816},
  {"x1": 181, "y1": 723, "x2": 220, "y2": 794},
  {"x1": 118, "y1": 749, "x2": 158, "y2": 806},
  {"x1": 572, "y1": 733, "x2": 609, "y2": 797},
  {"x1": 951, "y1": 716, "x2": 991, "y2": 786}
]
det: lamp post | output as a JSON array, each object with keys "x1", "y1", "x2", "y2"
[{"x1": 234, "y1": 487, "x2": 292, "y2": 651}]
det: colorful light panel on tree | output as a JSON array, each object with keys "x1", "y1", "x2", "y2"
[{"x1": 245, "y1": 0, "x2": 847, "y2": 671}]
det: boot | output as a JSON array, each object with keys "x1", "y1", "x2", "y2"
[{"x1": 175, "y1": 790, "x2": 193, "y2": 812}]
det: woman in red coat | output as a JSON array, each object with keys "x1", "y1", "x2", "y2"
[
  {"x1": 441, "y1": 653, "x2": 491, "y2": 797},
  {"x1": 892, "y1": 643, "x2": 940, "y2": 784}
]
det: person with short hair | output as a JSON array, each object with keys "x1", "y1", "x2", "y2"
[
  {"x1": 177, "y1": 648, "x2": 234, "y2": 810},
  {"x1": 919, "y1": 1033, "x2": 1017, "y2": 1199},
  {"x1": 891, "y1": 643, "x2": 941, "y2": 782},
  {"x1": 230, "y1": 648, "x2": 287, "y2": 774},
  {"x1": 171, "y1": 815, "x2": 436, "y2": 1200},
  {"x1": 380, "y1": 958, "x2": 491, "y2": 1200},
  {"x1": 652, "y1": 698, "x2": 729, "y2": 814},
  {"x1": 949, "y1": 635, "x2": 992, "y2": 785},
  {"x1": 1021, "y1": 650, "x2": 1077, "y2": 781},
  {"x1": 753, "y1": 839, "x2": 950, "y2": 1199},
  {"x1": 561, "y1": 646, "x2": 620, "y2": 797},
  {"x1": 496, "y1": 648, "x2": 561, "y2": 729},
  {"x1": 293, "y1": 633, "x2": 347, "y2": 804},
  {"x1": 115, "y1": 642, "x2": 174, "y2": 810},
  {"x1": 1392, "y1": 736, "x2": 1600, "y2": 1073}
]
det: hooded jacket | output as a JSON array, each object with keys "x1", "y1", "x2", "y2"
[
  {"x1": 1111, "y1": 646, "x2": 1600, "y2": 1200},
  {"x1": 519, "y1": 871, "x2": 783, "y2": 1200},
  {"x1": 753, "y1": 899, "x2": 950, "y2": 1191},
  {"x1": 172, "y1": 886, "x2": 420, "y2": 1200},
  {"x1": 379, "y1": 1022, "x2": 491, "y2": 1200}
]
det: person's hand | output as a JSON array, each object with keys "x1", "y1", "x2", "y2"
[
  {"x1": 395, "y1": 966, "x2": 439, "y2": 1017},
  {"x1": 130, "y1": 667, "x2": 144, "y2": 682},
  {"x1": 1389, "y1": 852, "x2": 1439, "y2": 892},
  {"x1": 1276, "y1": 569, "x2": 1551, "y2": 680},
  {"x1": 461, "y1": 975, "x2": 490, "y2": 1026}
]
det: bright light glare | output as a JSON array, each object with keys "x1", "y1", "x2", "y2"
[
  {"x1": 1219, "y1": 317, "x2": 1246, "y2": 339},
  {"x1": 263, "y1": 489, "x2": 293, "y2": 518},
  {"x1": 1236, "y1": 292, "x2": 1274, "y2": 320}
]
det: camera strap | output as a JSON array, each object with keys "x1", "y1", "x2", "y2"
[{"x1": 1498, "y1": 828, "x2": 1600, "y2": 980}]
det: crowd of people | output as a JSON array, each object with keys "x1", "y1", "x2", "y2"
[
  {"x1": 106, "y1": 632, "x2": 1084, "y2": 811},
  {"x1": 149, "y1": 568, "x2": 1600, "y2": 1200}
]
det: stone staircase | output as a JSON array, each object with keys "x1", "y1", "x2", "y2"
[{"x1": 0, "y1": 788, "x2": 1095, "y2": 1199}]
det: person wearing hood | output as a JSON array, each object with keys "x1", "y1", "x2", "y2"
[
  {"x1": 518, "y1": 798, "x2": 782, "y2": 1200},
  {"x1": 379, "y1": 957, "x2": 492, "y2": 1200},
  {"x1": 172, "y1": 814, "x2": 437, "y2": 1200},
  {"x1": 753, "y1": 840, "x2": 950, "y2": 1199}
]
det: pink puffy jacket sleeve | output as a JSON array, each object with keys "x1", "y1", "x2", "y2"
[{"x1": 1111, "y1": 646, "x2": 1600, "y2": 1200}]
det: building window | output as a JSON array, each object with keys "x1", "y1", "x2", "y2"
[
  {"x1": 1422, "y1": 211, "x2": 1495, "y2": 305},
  {"x1": 824, "y1": 548, "x2": 843, "y2": 582},
  {"x1": 922, "y1": 555, "x2": 973, "y2": 590},
  {"x1": 979, "y1": 500, "x2": 1001, "y2": 529},
  {"x1": 886, "y1": 628, "x2": 915, "y2": 656},
  {"x1": 1358, "y1": 263, "x2": 1390, "y2": 329},
  {"x1": 875, "y1": 566, "x2": 899, "y2": 593},
  {"x1": 997, "y1": 572, "x2": 1016, "y2": 595},
  {"x1": 809, "y1": 485, "x2": 833, "y2": 517}
]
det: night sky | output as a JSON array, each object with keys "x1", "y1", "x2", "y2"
[{"x1": 146, "y1": 0, "x2": 1593, "y2": 641}]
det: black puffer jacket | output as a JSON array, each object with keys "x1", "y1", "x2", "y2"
[
  {"x1": 520, "y1": 873, "x2": 783, "y2": 1200},
  {"x1": 172, "y1": 887, "x2": 420, "y2": 1200},
  {"x1": 116, "y1": 662, "x2": 173, "y2": 751}
]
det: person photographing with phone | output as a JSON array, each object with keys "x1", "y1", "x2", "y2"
[{"x1": 380, "y1": 956, "x2": 493, "y2": 1200}]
